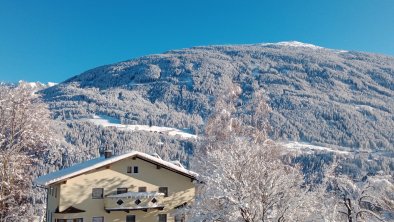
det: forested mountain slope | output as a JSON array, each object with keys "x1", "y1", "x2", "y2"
[{"x1": 41, "y1": 41, "x2": 394, "y2": 151}]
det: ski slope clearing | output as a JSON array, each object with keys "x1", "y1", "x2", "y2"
[
  {"x1": 283, "y1": 141, "x2": 351, "y2": 155},
  {"x1": 86, "y1": 115, "x2": 197, "y2": 139}
]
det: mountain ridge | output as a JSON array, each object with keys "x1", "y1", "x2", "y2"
[{"x1": 41, "y1": 42, "x2": 394, "y2": 151}]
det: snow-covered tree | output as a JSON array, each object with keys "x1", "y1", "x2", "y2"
[
  {"x1": 0, "y1": 84, "x2": 54, "y2": 221},
  {"x1": 186, "y1": 90, "x2": 314, "y2": 221},
  {"x1": 329, "y1": 174, "x2": 394, "y2": 222},
  {"x1": 302, "y1": 161, "x2": 394, "y2": 222}
]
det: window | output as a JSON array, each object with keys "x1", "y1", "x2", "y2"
[
  {"x1": 138, "y1": 187, "x2": 147, "y2": 192},
  {"x1": 92, "y1": 217, "x2": 103, "y2": 222},
  {"x1": 133, "y1": 166, "x2": 139, "y2": 173},
  {"x1": 158, "y1": 214, "x2": 167, "y2": 222},
  {"x1": 92, "y1": 188, "x2": 104, "y2": 199},
  {"x1": 159, "y1": 187, "x2": 168, "y2": 197},
  {"x1": 127, "y1": 166, "x2": 132, "y2": 173},
  {"x1": 54, "y1": 187, "x2": 57, "y2": 198},
  {"x1": 126, "y1": 215, "x2": 135, "y2": 222},
  {"x1": 117, "y1": 188, "x2": 128, "y2": 194}
]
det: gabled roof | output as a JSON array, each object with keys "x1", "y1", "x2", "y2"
[
  {"x1": 35, "y1": 151, "x2": 197, "y2": 186},
  {"x1": 55, "y1": 206, "x2": 86, "y2": 214}
]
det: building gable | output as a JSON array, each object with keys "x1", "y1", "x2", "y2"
[{"x1": 35, "y1": 151, "x2": 197, "y2": 186}]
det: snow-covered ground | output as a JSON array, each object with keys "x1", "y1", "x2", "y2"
[
  {"x1": 283, "y1": 141, "x2": 351, "y2": 155},
  {"x1": 86, "y1": 114, "x2": 197, "y2": 139}
]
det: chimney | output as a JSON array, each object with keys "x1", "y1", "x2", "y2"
[{"x1": 104, "y1": 150, "x2": 113, "y2": 159}]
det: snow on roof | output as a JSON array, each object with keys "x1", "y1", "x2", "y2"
[
  {"x1": 35, "y1": 151, "x2": 197, "y2": 186},
  {"x1": 169, "y1": 160, "x2": 185, "y2": 169}
]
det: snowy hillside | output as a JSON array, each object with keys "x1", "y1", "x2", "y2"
[
  {"x1": 4, "y1": 42, "x2": 392, "y2": 222},
  {"x1": 41, "y1": 41, "x2": 394, "y2": 151}
]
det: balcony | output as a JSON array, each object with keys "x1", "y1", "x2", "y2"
[{"x1": 104, "y1": 192, "x2": 165, "y2": 213}]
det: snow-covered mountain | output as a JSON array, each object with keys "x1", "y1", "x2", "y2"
[
  {"x1": 16, "y1": 80, "x2": 58, "y2": 91},
  {"x1": 7, "y1": 43, "x2": 392, "y2": 215},
  {"x1": 41, "y1": 41, "x2": 394, "y2": 152}
]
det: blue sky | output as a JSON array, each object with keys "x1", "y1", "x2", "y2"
[{"x1": 1, "y1": 0, "x2": 394, "y2": 83}]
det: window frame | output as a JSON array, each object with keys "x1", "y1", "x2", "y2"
[
  {"x1": 92, "y1": 188, "x2": 104, "y2": 199},
  {"x1": 158, "y1": 214, "x2": 167, "y2": 222},
  {"x1": 138, "y1": 186, "x2": 147, "y2": 192},
  {"x1": 133, "y1": 166, "x2": 139, "y2": 173},
  {"x1": 117, "y1": 187, "x2": 128, "y2": 194},
  {"x1": 159, "y1": 187, "x2": 168, "y2": 197},
  {"x1": 127, "y1": 166, "x2": 132, "y2": 173},
  {"x1": 92, "y1": 217, "x2": 104, "y2": 222},
  {"x1": 126, "y1": 215, "x2": 136, "y2": 222}
]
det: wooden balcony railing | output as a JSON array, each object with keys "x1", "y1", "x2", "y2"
[{"x1": 104, "y1": 192, "x2": 165, "y2": 213}]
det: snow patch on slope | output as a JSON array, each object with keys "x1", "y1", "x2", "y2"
[
  {"x1": 275, "y1": 41, "x2": 323, "y2": 49},
  {"x1": 259, "y1": 41, "x2": 323, "y2": 49},
  {"x1": 86, "y1": 115, "x2": 197, "y2": 139},
  {"x1": 47, "y1": 82, "x2": 58, "y2": 87},
  {"x1": 283, "y1": 141, "x2": 351, "y2": 155},
  {"x1": 258, "y1": 41, "x2": 349, "y2": 53}
]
